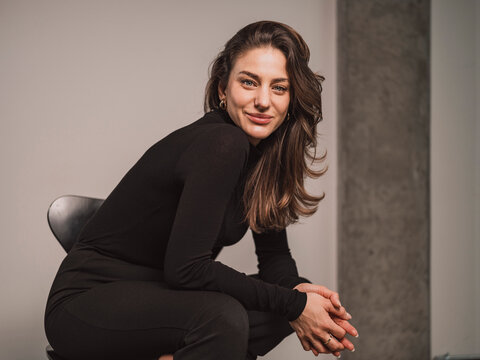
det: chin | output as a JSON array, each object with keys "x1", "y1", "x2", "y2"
[
  {"x1": 246, "y1": 123, "x2": 275, "y2": 137},
  {"x1": 247, "y1": 130, "x2": 271, "y2": 142}
]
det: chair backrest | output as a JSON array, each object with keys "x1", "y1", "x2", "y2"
[{"x1": 47, "y1": 195, "x2": 104, "y2": 252}]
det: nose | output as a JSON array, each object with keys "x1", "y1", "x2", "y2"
[{"x1": 254, "y1": 86, "x2": 270, "y2": 109}]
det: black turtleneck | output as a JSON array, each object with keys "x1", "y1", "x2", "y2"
[{"x1": 46, "y1": 109, "x2": 308, "y2": 322}]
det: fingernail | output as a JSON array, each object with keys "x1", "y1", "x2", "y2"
[
  {"x1": 351, "y1": 347, "x2": 356, "y2": 352},
  {"x1": 336, "y1": 354, "x2": 342, "y2": 358},
  {"x1": 355, "y1": 333, "x2": 359, "y2": 338},
  {"x1": 347, "y1": 312, "x2": 352, "y2": 319}
]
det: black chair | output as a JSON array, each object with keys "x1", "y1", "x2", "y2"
[
  {"x1": 47, "y1": 195, "x2": 104, "y2": 252},
  {"x1": 45, "y1": 195, "x2": 105, "y2": 360}
]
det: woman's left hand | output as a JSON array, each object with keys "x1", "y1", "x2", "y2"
[{"x1": 293, "y1": 283, "x2": 358, "y2": 352}]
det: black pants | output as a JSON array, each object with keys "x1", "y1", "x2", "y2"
[{"x1": 45, "y1": 275, "x2": 296, "y2": 360}]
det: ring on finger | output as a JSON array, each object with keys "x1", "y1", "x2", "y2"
[{"x1": 323, "y1": 333, "x2": 333, "y2": 345}]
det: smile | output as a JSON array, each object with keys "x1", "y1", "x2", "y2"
[{"x1": 245, "y1": 112, "x2": 273, "y2": 125}]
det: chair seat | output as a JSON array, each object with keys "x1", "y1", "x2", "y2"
[{"x1": 46, "y1": 196, "x2": 106, "y2": 359}]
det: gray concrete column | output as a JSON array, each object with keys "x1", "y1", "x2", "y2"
[{"x1": 337, "y1": 1, "x2": 430, "y2": 359}]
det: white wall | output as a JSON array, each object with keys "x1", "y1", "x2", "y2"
[
  {"x1": 0, "y1": 1, "x2": 338, "y2": 359},
  {"x1": 431, "y1": 0, "x2": 480, "y2": 355}
]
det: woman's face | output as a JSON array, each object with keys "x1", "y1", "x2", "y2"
[{"x1": 218, "y1": 46, "x2": 290, "y2": 146}]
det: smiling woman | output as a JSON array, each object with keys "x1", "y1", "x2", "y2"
[
  {"x1": 205, "y1": 21, "x2": 328, "y2": 234},
  {"x1": 218, "y1": 46, "x2": 291, "y2": 145},
  {"x1": 44, "y1": 20, "x2": 357, "y2": 360}
]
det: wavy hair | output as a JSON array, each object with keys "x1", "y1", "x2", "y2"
[{"x1": 204, "y1": 20, "x2": 327, "y2": 233}]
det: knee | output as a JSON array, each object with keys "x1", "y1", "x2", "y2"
[
  {"x1": 178, "y1": 293, "x2": 249, "y2": 359},
  {"x1": 215, "y1": 295, "x2": 249, "y2": 339},
  {"x1": 202, "y1": 293, "x2": 249, "y2": 346}
]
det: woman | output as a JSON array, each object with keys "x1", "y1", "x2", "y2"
[{"x1": 45, "y1": 20, "x2": 358, "y2": 360}]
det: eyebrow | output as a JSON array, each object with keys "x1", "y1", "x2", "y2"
[{"x1": 238, "y1": 70, "x2": 289, "y2": 83}]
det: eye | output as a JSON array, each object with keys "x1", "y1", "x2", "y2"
[
  {"x1": 273, "y1": 85, "x2": 288, "y2": 93},
  {"x1": 241, "y1": 79, "x2": 256, "y2": 87}
]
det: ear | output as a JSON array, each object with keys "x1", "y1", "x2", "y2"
[{"x1": 218, "y1": 83, "x2": 226, "y2": 99}]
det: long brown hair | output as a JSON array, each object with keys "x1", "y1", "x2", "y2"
[{"x1": 204, "y1": 20, "x2": 327, "y2": 233}]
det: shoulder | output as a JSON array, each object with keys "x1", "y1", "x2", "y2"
[
  {"x1": 148, "y1": 110, "x2": 250, "y2": 159},
  {"x1": 174, "y1": 112, "x2": 251, "y2": 176},
  {"x1": 187, "y1": 112, "x2": 251, "y2": 160}
]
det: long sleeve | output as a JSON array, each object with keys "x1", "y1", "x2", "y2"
[
  {"x1": 163, "y1": 125, "x2": 306, "y2": 321},
  {"x1": 253, "y1": 228, "x2": 312, "y2": 290}
]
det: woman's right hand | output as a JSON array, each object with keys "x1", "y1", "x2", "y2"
[{"x1": 289, "y1": 292, "x2": 349, "y2": 357}]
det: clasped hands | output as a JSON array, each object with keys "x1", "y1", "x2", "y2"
[{"x1": 289, "y1": 283, "x2": 358, "y2": 358}]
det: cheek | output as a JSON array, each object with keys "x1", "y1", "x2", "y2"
[
  {"x1": 273, "y1": 119, "x2": 286, "y2": 131},
  {"x1": 229, "y1": 87, "x2": 251, "y2": 108},
  {"x1": 276, "y1": 98, "x2": 290, "y2": 114}
]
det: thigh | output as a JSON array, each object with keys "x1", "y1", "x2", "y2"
[{"x1": 46, "y1": 280, "x2": 241, "y2": 360}]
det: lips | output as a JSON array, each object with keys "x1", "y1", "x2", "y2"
[{"x1": 245, "y1": 112, "x2": 273, "y2": 125}]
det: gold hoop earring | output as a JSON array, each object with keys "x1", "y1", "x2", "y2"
[
  {"x1": 287, "y1": 112, "x2": 290, "y2": 121},
  {"x1": 219, "y1": 99, "x2": 227, "y2": 110}
]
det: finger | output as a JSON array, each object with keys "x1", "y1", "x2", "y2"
[
  {"x1": 312, "y1": 331, "x2": 344, "y2": 353},
  {"x1": 332, "y1": 317, "x2": 359, "y2": 338},
  {"x1": 309, "y1": 341, "x2": 319, "y2": 357},
  {"x1": 329, "y1": 292, "x2": 342, "y2": 309},
  {"x1": 309, "y1": 284, "x2": 332, "y2": 298},
  {"x1": 313, "y1": 286, "x2": 342, "y2": 310},
  {"x1": 297, "y1": 333, "x2": 311, "y2": 352},
  {"x1": 322, "y1": 334, "x2": 344, "y2": 353},
  {"x1": 326, "y1": 319, "x2": 347, "y2": 340},
  {"x1": 329, "y1": 305, "x2": 350, "y2": 320},
  {"x1": 309, "y1": 336, "x2": 331, "y2": 355},
  {"x1": 303, "y1": 285, "x2": 345, "y2": 312},
  {"x1": 339, "y1": 336, "x2": 355, "y2": 352},
  {"x1": 324, "y1": 301, "x2": 351, "y2": 321}
]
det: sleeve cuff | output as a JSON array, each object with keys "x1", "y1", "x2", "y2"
[{"x1": 286, "y1": 289, "x2": 307, "y2": 321}]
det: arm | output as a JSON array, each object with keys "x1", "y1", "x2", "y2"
[
  {"x1": 252, "y1": 228, "x2": 312, "y2": 289},
  {"x1": 163, "y1": 126, "x2": 306, "y2": 321}
]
